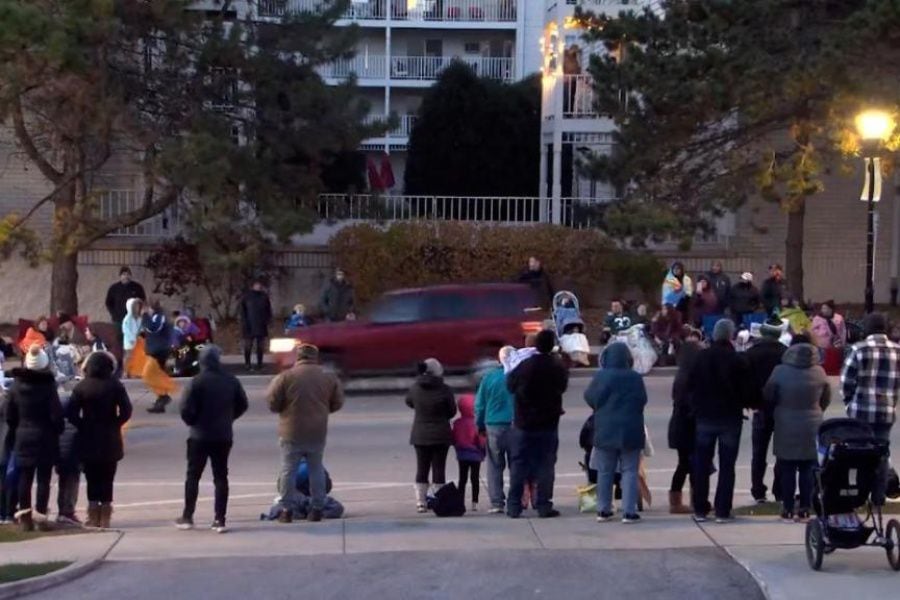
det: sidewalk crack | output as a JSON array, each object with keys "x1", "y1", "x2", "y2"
[{"x1": 527, "y1": 519, "x2": 546, "y2": 549}]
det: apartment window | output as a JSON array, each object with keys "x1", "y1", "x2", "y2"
[{"x1": 464, "y1": 42, "x2": 481, "y2": 55}]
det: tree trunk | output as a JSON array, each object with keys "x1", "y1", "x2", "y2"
[
  {"x1": 50, "y1": 251, "x2": 79, "y2": 315},
  {"x1": 785, "y1": 201, "x2": 805, "y2": 303}
]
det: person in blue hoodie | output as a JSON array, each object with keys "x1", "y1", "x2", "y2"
[
  {"x1": 584, "y1": 342, "x2": 648, "y2": 524},
  {"x1": 475, "y1": 347, "x2": 516, "y2": 514},
  {"x1": 142, "y1": 300, "x2": 176, "y2": 414}
]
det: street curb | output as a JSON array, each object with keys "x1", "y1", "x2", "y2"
[
  {"x1": 719, "y1": 546, "x2": 773, "y2": 600},
  {"x1": 0, "y1": 531, "x2": 123, "y2": 600}
]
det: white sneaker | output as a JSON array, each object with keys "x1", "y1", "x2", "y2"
[
  {"x1": 488, "y1": 507, "x2": 503, "y2": 514},
  {"x1": 471, "y1": 503, "x2": 478, "y2": 512},
  {"x1": 416, "y1": 504, "x2": 427, "y2": 514}
]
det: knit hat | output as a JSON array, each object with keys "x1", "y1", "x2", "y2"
[
  {"x1": 421, "y1": 357, "x2": 444, "y2": 378},
  {"x1": 297, "y1": 344, "x2": 319, "y2": 362},
  {"x1": 25, "y1": 344, "x2": 50, "y2": 371},
  {"x1": 712, "y1": 319, "x2": 736, "y2": 342},
  {"x1": 759, "y1": 319, "x2": 783, "y2": 339},
  {"x1": 740, "y1": 272, "x2": 753, "y2": 282},
  {"x1": 535, "y1": 330, "x2": 556, "y2": 353}
]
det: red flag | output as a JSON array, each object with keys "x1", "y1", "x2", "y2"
[
  {"x1": 380, "y1": 153, "x2": 395, "y2": 189},
  {"x1": 367, "y1": 157, "x2": 384, "y2": 191}
]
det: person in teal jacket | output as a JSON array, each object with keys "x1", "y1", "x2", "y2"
[
  {"x1": 475, "y1": 347, "x2": 516, "y2": 514},
  {"x1": 584, "y1": 342, "x2": 648, "y2": 524}
]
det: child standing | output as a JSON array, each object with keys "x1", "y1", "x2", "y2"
[
  {"x1": 284, "y1": 304, "x2": 309, "y2": 334},
  {"x1": 452, "y1": 394, "x2": 486, "y2": 511}
]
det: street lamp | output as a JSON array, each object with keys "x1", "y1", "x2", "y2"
[{"x1": 856, "y1": 110, "x2": 896, "y2": 314}]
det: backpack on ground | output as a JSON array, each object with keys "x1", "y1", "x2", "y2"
[{"x1": 432, "y1": 482, "x2": 466, "y2": 517}]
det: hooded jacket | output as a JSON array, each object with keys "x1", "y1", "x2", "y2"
[
  {"x1": 730, "y1": 281, "x2": 761, "y2": 315},
  {"x1": 584, "y1": 343, "x2": 647, "y2": 451},
  {"x1": 474, "y1": 366, "x2": 514, "y2": 429},
  {"x1": 67, "y1": 352, "x2": 133, "y2": 463},
  {"x1": 452, "y1": 394, "x2": 485, "y2": 462},
  {"x1": 122, "y1": 298, "x2": 143, "y2": 351},
  {"x1": 764, "y1": 344, "x2": 831, "y2": 460},
  {"x1": 142, "y1": 312, "x2": 172, "y2": 358},
  {"x1": 506, "y1": 352, "x2": 569, "y2": 431},
  {"x1": 180, "y1": 347, "x2": 249, "y2": 442},
  {"x1": 6, "y1": 368, "x2": 64, "y2": 467},
  {"x1": 406, "y1": 373, "x2": 457, "y2": 446},
  {"x1": 662, "y1": 264, "x2": 693, "y2": 307},
  {"x1": 267, "y1": 360, "x2": 344, "y2": 448}
]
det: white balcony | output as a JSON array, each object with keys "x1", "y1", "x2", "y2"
[
  {"x1": 259, "y1": 0, "x2": 517, "y2": 23},
  {"x1": 319, "y1": 55, "x2": 514, "y2": 82},
  {"x1": 364, "y1": 113, "x2": 417, "y2": 139},
  {"x1": 562, "y1": 74, "x2": 598, "y2": 118}
]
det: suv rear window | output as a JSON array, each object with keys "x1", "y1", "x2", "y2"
[
  {"x1": 425, "y1": 293, "x2": 478, "y2": 321},
  {"x1": 369, "y1": 293, "x2": 425, "y2": 324}
]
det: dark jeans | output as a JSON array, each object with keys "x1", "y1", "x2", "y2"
[
  {"x1": 778, "y1": 459, "x2": 815, "y2": 515},
  {"x1": 414, "y1": 444, "x2": 449, "y2": 485},
  {"x1": 184, "y1": 439, "x2": 232, "y2": 522},
  {"x1": 692, "y1": 420, "x2": 742, "y2": 518},
  {"x1": 18, "y1": 463, "x2": 53, "y2": 515},
  {"x1": 751, "y1": 411, "x2": 782, "y2": 501},
  {"x1": 83, "y1": 461, "x2": 118, "y2": 503},
  {"x1": 670, "y1": 447, "x2": 694, "y2": 493},
  {"x1": 458, "y1": 460, "x2": 481, "y2": 504},
  {"x1": 871, "y1": 422, "x2": 893, "y2": 506},
  {"x1": 56, "y1": 466, "x2": 81, "y2": 516},
  {"x1": 507, "y1": 428, "x2": 559, "y2": 517},
  {"x1": 0, "y1": 460, "x2": 13, "y2": 519},
  {"x1": 243, "y1": 337, "x2": 266, "y2": 368}
]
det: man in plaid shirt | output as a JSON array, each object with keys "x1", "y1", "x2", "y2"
[{"x1": 841, "y1": 313, "x2": 899, "y2": 505}]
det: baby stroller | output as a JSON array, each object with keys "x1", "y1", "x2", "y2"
[
  {"x1": 804, "y1": 418, "x2": 900, "y2": 571},
  {"x1": 552, "y1": 291, "x2": 590, "y2": 366}
]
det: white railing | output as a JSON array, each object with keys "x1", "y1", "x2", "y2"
[
  {"x1": 565, "y1": 0, "x2": 640, "y2": 6},
  {"x1": 259, "y1": 0, "x2": 517, "y2": 22},
  {"x1": 364, "y1": 113, "x2": 417, "y2": 137},
  {"x1": 318, "y1": 54, "x2": 388, "y2": 79},
  {"x1": 562, "y1": 74, "x2": 598, "y2": 118},
  {"x1": 98, "y1": 190, "x2": 179, "y2": 238},
  {"x1": 390, "y1": 55, "x2": 514, "y2": 81},
  {"x1": 317, "y1": 194, "x2": 545, "y2": 223}
]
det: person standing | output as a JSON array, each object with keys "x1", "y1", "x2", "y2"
[
  {"x1": 241, "y1": 280, "x2": 273, "y2": 372},
  {"x1": 475, "y1": 347, "x2": 516, "y2": 514},
  {"x1": 585, "y1": 343, "x2": 648, "y2": 524},
  {"x1": 692, "y1": 276, "x2": 721, "y2": 329},
  {"x1": 764, "y1": 341, "x2": 831, "y2": 522},
  {"x1": 175, "y1": 346, "x2": 249, "y2": 533},
  {"x1": 667, "y1": 337, "x2": 703, "y2": 514},
  {"x1": 810, "y1": 301, "x2": 847, "y2": 351},
  {"x1": 267, "y1": 344, "x2": 344, "y2": 523},
  {"x1": 662, "y1": 261, "x2": 694, "y2": 322},
  {"x1": 506, "y1": 330, "x2": 569, "y2": 519},
  {"x1": 319, "y1": 269, "x2": 356, "y2": 323},
  {"x1": 67, "y1": 352, "x2": 132, "y2": 529},
  {"x1": 6, "y1": 346, "x2": 64, "y2": 532},
  {"x1": 745, "y1": 320, "x2": 788, "y2": 504},
  {"x1": 105, "y1": 267, "x2": 146, "y2": 353},
  {"x1": 729, "y1": 272, "x2": 762, "y2": 327},
  {"x1": 0, "y1": 391, "x2": 14, "y2": 523},
  {"x1": 517, "y1": 256, "x2": 555, "y2": 309},
  {"x1": 452, "y1": 394, "x2": 485, "y2": 512},
  {"x1": 406, "y1": 359, "x2": 457, "y2": 513},
  {"x1": 687, "y1": 319, "x2": 751, "y2": 523},
  {"x1": 761, "y1": 264, "x2": 787, "y2": 318},
  {"x1": 143, "y1": 300, "x2": 177, "y2": 414},
  {"x1": 706, "y1": 261, "x2": 732, "y2": 309},
  {"x1": 121, "y1": 298, "x2": 144, "y2": 378},
  {"x1": 55, "y1": 394, "x2": 82, "y2": 526},
  {"x1": 841, "y1": 313, "x2": 900, "y2": 506}
]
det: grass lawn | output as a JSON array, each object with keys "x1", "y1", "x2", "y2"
[
  {"x1": 735, "y1": 500, "x2": 900, "y2": 517},
  {"x1": 0, "y1": 562, "x2": 70, "y2": 584},
  {"x1": 0, "y1": 524, "x2": 93, "y2": 544}
]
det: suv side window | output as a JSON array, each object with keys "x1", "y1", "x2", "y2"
[
  {"x1": 426, "y1": 292, "x2": 477, "y2": 321},
  {"x1": 369, "y1": 293, "x2": 425, "y2": 324},
  {"x1": 482, "y1": 288, "x2": 539, "y2": 318}
]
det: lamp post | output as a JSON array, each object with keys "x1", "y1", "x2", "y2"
[{"x1": 855, "y1": 110, "x2": 896, "y2": 314}]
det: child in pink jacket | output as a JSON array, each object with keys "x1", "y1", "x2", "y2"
[{"x1": 452, "y1": 394, "x2": 486, "y2": 511}]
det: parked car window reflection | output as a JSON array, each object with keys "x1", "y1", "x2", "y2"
[{"x1": 369, "y1": 293, "x2": 425, "y2": 324}]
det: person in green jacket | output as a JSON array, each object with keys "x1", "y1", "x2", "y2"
[{"x1": 475, "y1": 346, "x2": 516, "y2": 514}]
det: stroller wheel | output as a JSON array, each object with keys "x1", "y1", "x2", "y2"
[
  {"x1": 886, "y1": 519, "x2": 900, "y2": 571},
  {"x1": 805, "y1": 519, "x2": 825, "y2": 571}
]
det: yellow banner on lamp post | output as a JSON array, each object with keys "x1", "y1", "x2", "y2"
[{"x1": 861, "y1": 157, "x2": 883, "y2": 202}]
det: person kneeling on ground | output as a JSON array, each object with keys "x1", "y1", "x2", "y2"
[{"x1": 176, "y1": 345, "x2": 249, "y2": 533}]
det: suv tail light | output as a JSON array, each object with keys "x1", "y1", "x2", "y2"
[{"x1": 521, "y1": 321, "x2": 543, "y2": 335}]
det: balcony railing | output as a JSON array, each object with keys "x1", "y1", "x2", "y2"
[
  {"x1": 364, "y1": 113, "x2": 417, "y2": 138},
  {"x1": 562, "y1": 74, "x2": 598, "y2": 118},
  {"x1": 259, "y1": 0, "x2": 517, "y2": 22},
  {"x1": 319, "y1": 55, "x2": 514, "y2": 81},
  {"x1": 99, "y1": 190, "x2": 180, "y2": 238},
  {"x1": 317, "y1": 194, "x2": 545, "y2": 223}
]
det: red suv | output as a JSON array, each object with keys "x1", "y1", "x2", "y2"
[{"x1": 269, "y1": 283, "x2": 544, "y2": 374}]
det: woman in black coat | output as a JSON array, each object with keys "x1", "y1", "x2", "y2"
[
  {"x1": 405, "y1": 358, "x2": 457, "y2": 513},
  {"x1": 6, "y1": 349, "x2": 64, "y2": 531},
  {"x1": 67, "y1": 352, "x2": 133, "y2": 528},
  {"x1": 667, "y1": 339, "x2": 702, "y2": 514}
]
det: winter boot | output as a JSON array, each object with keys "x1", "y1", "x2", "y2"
[
  {"x1": 669, "y1": 491, "x2": 691, "y2": 514},
  {"x1": 415, "y1": 483, "x2": 429, "y2": 513},
  {"x1": 85, "y1": 502, "x2": 102, "y2": 528},
  {"x1": 99, "y1": 503, "x2": 113, "y2": 529},
  {"x1": 15, "y1": 509, "x2": 34, "y2": 533}
]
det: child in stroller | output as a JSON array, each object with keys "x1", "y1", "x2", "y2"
[
  {"x1": 804, "y1": 418, "x2": 900, "y2": 571},
  {"x1": 552, "y1": 291, "x2": 590, "y2": 366},
  {"x1": 171, "y1": 315, "x2": 210, "y2": 378}
]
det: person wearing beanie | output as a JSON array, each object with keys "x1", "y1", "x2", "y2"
[
  {"x1": 6, "y1": 346, "x2": 64, "y2": 532},
  {"x1": 729, "y1": 273, "x2": 761, "y2": 327},
  {"x1": 744, "y1": 319, "x2": 788, "y2": 503},
  {"x1": 267, "y1": 343, "x2": 344, "y2": 523},
  {"x1": 405, "y1": 358, "x2": 457, "y2": 513},
  {"x1": 505, "y1": 329, "x2": 569, "y2": 519},
  {"x1": 686, "y1": 319, "x2": 752, "y2": 522},
  {"x1": 175, "y1": 345, "x2": 248, "y2": 533},
  {"x1": 841, "y1": 312, "x2": 900, "y2": 506},
  {"x1": 66, "y1": 352, "x2": 132, "y2": 529}
]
